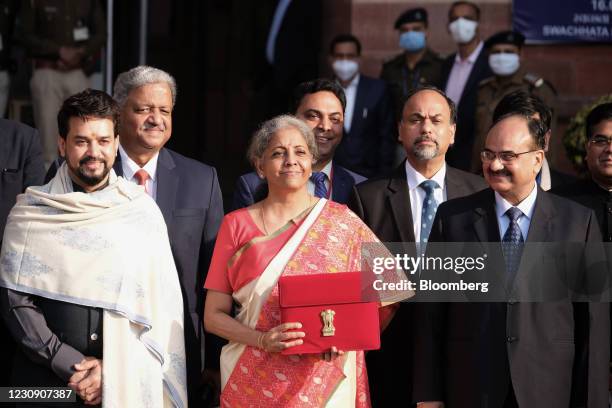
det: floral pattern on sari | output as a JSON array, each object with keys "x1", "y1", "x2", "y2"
[{"x1": 221, "y1": 202, "x2": 376, "y2": 408}]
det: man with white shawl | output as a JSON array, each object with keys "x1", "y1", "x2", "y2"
[{"x1": 0, "y1": 89, "x2": 186, "y2": 407}]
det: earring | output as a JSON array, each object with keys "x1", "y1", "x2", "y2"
[{"x1": 258, "y1": 173, "x2": 265, "y2": 179}]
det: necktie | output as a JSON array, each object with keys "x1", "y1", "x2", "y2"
[
  {"x1": 134, "y1": 169, "x2": 150, "y2": 195},
  {"x1": 311, "y1": 172, "x2": 328, "y2": 198},
  {"x1": 419, "y1": 179, "x2": 439, "y2": 247},
  {"x1": 502, "y1": 207, "x2": 524, "y2": 289}
]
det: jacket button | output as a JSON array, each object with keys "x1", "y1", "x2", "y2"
[
  {"x1": 507, "y1": 336, "x2": 517, "y2": 343},
  {"x1": 90, "y1": 333, "x2": 98, "y2": 341}
]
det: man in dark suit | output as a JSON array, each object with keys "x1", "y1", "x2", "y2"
[
  {"x1": 492, "y1": 90, "x2": 574, "y2": 190},
  {"x1": 441, "y1": 1, "x2": 492, "y2": 170},
  {"x1": 327, "y1": 34, "x2": 395, "y2": 178},
  {"x1": 0, "y1": 119, "x2": 45, "y2": 386},
  {"x1": 348, "y1": 86, "x2": 485, "y2": 407},
  {"x1": 112, "y1": 66, "x2": 224, "y2": 406},
  {"x1": 233, "y1": 78, "x2": 365, "y2": 209},
  {"x1": 552, "y1": 102, "x2": 612, "y2": 393},
  {"x1": 413, "y1": 113, "x2": 609, "y2": 407}
]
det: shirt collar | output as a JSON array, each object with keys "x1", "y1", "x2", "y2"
[
  {"x1": 118, "y1": 144, "x2": 159, "y2": 181},
  {"x1": 405, "y1": 160, "x2": 447, "y2": 191},
  {"x1": 454, "y1": 41, "x2": 484, "y2": 65},
  {"x1": 494, "y1": 182, "x2": 538, "y2": 221},
  {"x1": 319, "y1": 160, "x2": 333, "y2": 180},
  {"x1": 345, "y1": 73, "x2": 360, "y2": 90}
]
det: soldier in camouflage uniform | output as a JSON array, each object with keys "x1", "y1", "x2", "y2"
[
  {"x1": 471, "y1": 30, "x2": 556, "y2": 173},
  {"x1": 380, "y1": 7, "x2": 444, "y2": 122}
]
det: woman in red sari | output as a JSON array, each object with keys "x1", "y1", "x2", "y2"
[{"x1": 204, "y1": 115, "x2": 409, "y2": 407}]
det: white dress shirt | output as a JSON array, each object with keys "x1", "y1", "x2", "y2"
[
  {"x1": 341, "y1": 74, "x2": 360, "y2": 133},
  {"x1": 445, "y1": 41, "x2": 484, "y2": 105},
  {"x1": 308, "y1": 160, "x2": 333, "y2": 198},
  {"x1": 118, "y1": 144, "x2": 159, "y2": 200},
  {"x1": 494, "y1": 182, "x2": 538, "y2": 240},
  {"x1": 405, "y1": 160, "x2": 447, "y2": 242}
]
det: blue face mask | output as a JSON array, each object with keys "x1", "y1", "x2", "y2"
[{"x1": 399, "y1": 31, "x2": 426, "y2": 52}]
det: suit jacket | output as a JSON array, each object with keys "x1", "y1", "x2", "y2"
[
  {"x1": 548, "y1": 167, "x2": 576, "y2": 190},
  {"x1": 0, "y1": 119, "x2": 45, "y2": 241},
  {"x1": 552, "y1": 178, "x2": 612, "y2": 242},
  {"x1": 347, "y1": 163, "x2": 486, "y2": 408},
  {"x1": 115, "y1": 148, "x2": 224, "y2": 404},
  {"x1": 0, "y1": 119, "x2": 44, "y2": 387},
  {"x1": 231, "y1": 162, "x2": 366, "y2": 210},
  {"x1": 334, "y1": 75, "x2": 395, "y2": 178},
  {"x1": 413, "y1": 188, "x2": 609, "y2": 408},
  {"x1": 441, "y1": 47, "x2": 492, "y2": 171}
]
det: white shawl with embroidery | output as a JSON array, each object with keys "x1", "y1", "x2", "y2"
[{"x1": 0, "y1": 163, "x2": 187, "y2": 408}]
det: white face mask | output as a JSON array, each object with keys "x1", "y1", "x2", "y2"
[
  {"x1": 332, "y1": 59, "x2": 359, "y2": 82},
  {"x1": 448, "y1": 17, "x2": 478, "y2": 44},
  {"x1": 488, "y1": 53, "x2": 520, "y2": 76}
]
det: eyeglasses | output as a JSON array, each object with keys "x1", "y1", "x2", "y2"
[
  {"x1": 588, "y1": 135, "x2": 612, "y2": 147},
  {"x1": 480, "y1": 149, "x2": 541, "y2": 163}
]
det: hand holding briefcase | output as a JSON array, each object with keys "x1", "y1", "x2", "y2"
[{"x1": 278, "y1": 272, "x2": 380, "y2": 355}]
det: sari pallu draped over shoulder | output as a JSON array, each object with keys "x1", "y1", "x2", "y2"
[
  {"x1": 220, "y1": 199, "x2": 410, "y2": 407},
  {"x1": 0, "y1": 163, "x2": 187, "y2": 408}
]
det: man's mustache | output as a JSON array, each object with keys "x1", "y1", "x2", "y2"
[
  {"x1": 414, "y1": 135, "x2": 438, "y2": 146},
  {"x1": 487, "y1": 169, "x2": 512, "y2": 177},
  {"x1": 143, "y1": 123, "x2": 165, "y2": 131},
  {"x1": 79, "y1": 156, "x2": 105, "y2": 166}
]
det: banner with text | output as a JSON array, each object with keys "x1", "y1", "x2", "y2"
[{"x1": 513, "y1": 0, "x2": 612, "y2": 43}]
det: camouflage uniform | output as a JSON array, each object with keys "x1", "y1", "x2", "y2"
[
  {"x1": 380, "y1": 48, "x2": 444, "y2": 121},
  {"x1": 471, "y1": 69, "x2": 557, "y2": 173}
]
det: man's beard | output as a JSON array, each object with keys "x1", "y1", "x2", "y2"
[
  {"x1": 412, "y1": 135, "x2": 439, "y2": 160},
  {"x1": 71, "y1": 156, "x2": 111, "y2": 186}
]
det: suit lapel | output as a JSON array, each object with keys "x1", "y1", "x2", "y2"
[
  {"x1": 331, "y1": 164, "x2": 349, "y2": 202},
  {"x1": 387, "y1": 164, "x2": 416, "y2": 242},
  {"x1": 471, "y1": 189, "x2": 499, "y2": 243},
  {"x1": 525, "y1": 188, "x2": 554, "y2": 242},
  {"x1": 445, "y1": 166, "x2": 469, "y2": 199},
  {"x1": 155, "y1": 148, "x2": 179, "y2": 224},
  {"x1": 348, "y1": 77, "x2": 367, "y2": 139},
  {"x1": 113, "y1": 152, "x2": 123, "y2": 177},
  {"x1": 459, "y1": 47, "x2": 489, "y2": 107}
]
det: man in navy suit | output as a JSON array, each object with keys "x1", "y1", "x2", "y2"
[
  {"x1": 441, "y1": 1, "x2": 492, "y2": 171},
  {"x1": 112, "y1": 66, "x2": 224, "y2": 406},
  {"x1": 327, "y1": 34, "x2": 395, "y2": 178},
  {"x1": 232, "y1": 78, "x2": 365, "y2": 209}
]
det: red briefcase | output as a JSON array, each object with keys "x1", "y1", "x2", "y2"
[{"x1": 278, "y1": 271, "x2": 380, "y2": 355}]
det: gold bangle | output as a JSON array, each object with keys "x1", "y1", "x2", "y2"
[{"x1": 257, "y1": 332, "x2": 265, "y2": 350}]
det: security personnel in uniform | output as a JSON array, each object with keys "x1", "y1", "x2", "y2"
[
  {"x1": 19, "y1": 0, "x2": 106, "y2": 168},
  {"x1": 471, "y1": 30, "x2": 557, "y2": 173},
  {"x1": 380, "y1": 7, "x2": 444, "y2": 122}
]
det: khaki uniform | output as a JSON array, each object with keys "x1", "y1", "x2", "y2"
[
  {"x1": 19, "y1": 0, "x2": 106, "y2": 167},
  {"x1": 380, "y1": 48, "x2": 444, "y2": 121},
  {"x1": 471, "y1": 70, "x2": 557, "y2": 173}
]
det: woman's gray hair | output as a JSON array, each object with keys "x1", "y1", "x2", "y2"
[
  {"x1": 113, "y1": 65, "x2": 177, "y2": 107},
  {"x1": 247, "y1": 115, "x2": 318, "y2": 168}
]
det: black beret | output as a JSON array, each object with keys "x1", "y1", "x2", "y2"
[
  {"x1": 485, "y1": 30, "x2": 526, "y2": 48},
  {"x1": 394, "y1": 7, "x2": 428, "y2": 29}
]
